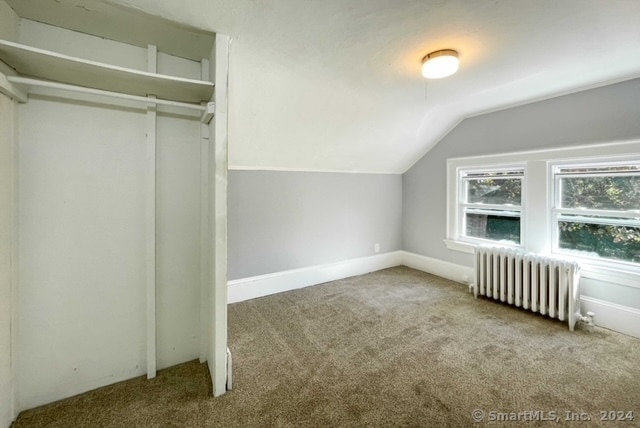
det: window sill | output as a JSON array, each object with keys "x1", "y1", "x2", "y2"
[
  {"x1": 444, "y1": 239, "x2": 521, "y2": 254},
  {"x1": 445, "y1": 240, "x2": 640, "y2": 289}
]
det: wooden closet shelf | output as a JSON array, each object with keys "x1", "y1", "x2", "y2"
[{"x1": 0, "y1": 39, "x2": 214, "y2": 103}]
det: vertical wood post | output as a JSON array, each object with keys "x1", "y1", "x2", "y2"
[
  {"x1": 210, "y1": 34, "x2": 230, "y2": 396},
  {"x1": 199, "y1": 58, "x2": 210, "y2": 363},
  {"x1": 0, "y1": 91, "x2": 20, "y2": 423},
  {"x1": 10, "y1": 94, "x2": 19, "y2": 420},
  {"x1": 145, "y1": 44, "x2": 157, "y2": 379}
]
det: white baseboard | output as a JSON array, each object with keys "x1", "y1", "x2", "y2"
[
  {"x1": 227, "y1": 251, "x2": 640, "y2": 340},
  {"x1": 227, "y1": 250, "x2": 472, "y2": 304},
  {"x1": 227, "y1": 251, "x2": 404, "y2": 303},
  {"x1": 580, "y1": 296, "x2": 640, "y2": 339},
  {"x1": 399, "y1": 250, "x2": 474, "y2": 285}
]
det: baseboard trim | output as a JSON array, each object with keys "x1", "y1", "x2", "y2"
[
  {"x1": 228, "y1": 251, "x2": 480, "y2": 303},
  {"x1": 227, "y1": 251, "x2": 640, "y2": 339},
  {"x1": 227, "y1": 251, "x2": 404, "y2": 303},
  {"x1": 399, "y1": 250, "x2": 474, "y2": 285},
  {"x1": 580, "y1": 296, "x2": 640, "y2": 339}
]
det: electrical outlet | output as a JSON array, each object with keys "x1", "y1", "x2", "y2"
[{"x1": 374, "y1": 243, "x2": 380, "y2": 253}]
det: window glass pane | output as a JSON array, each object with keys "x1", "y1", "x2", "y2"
[
  {"x1": 465, "y1": 178, "x2": 521, "y2": 205},
  {"x1": 465, "y1": 213, "x2": 521, "y2": 243},
  {"x1": 560, "y1": 175, "x2": 640, "y2": 211},
  {"x1": 558, "y1": 220, "x2": 640, "y2": 263}
]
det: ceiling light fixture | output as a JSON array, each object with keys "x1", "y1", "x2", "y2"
[{"x1": 421, "y1": 49, "x2": 459, "y2": 79}]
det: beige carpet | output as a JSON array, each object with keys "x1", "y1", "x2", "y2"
[{"x1": 14, "y1": 266, "x2": 640, "y2": 427}]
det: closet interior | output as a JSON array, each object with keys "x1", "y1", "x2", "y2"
[{"x1": 0, "y1": 0, "x2": 229, "y2": 415}]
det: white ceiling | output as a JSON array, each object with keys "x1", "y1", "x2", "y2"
[{"x1": 13, "y1": 0, "x2": 640, "y2": 173}]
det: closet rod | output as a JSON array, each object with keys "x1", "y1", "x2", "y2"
[{"x1": 7, "y1": 76, "x2": 207, "y2": 111}]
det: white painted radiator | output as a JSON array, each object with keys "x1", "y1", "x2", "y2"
[{"x1": 474, "y1": 246, "x2": 581, "y2": 330}]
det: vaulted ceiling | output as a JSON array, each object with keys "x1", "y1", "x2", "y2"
[{"x1": 12, "y1": 0, "x2": 640, "y2": 173}]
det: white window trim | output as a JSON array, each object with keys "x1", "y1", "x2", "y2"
[{"x1": 445, "y1": 139, "x2": 640, "y2": 288}]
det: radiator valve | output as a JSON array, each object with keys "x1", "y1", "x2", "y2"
[{"x1": 578, "y1": 311, "x2": 596, "y2": 332}]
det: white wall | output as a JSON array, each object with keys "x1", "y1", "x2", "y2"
[
  {"x1": 0, "y1": 3, "x2": 20, "y2": 426},
  {"x1": 18, "y1": 92, "x2": 148, "y2": 410},
  {"x1": 0, "y1": 94, "x2": 18, "y2": 428},
  {"x1": 156, "y1": 113, "x2": 202, "y2": 369},
  {"x1": 16, "y1": 20, "x2": 203, "y2": 410}
]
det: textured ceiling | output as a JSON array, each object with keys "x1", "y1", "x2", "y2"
[{"x1": 16, "y1": 0, "x2": 640, "y2": 172}]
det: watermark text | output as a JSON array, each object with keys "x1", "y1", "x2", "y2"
[{"x1": 471, "y1": 409, "x2": 634, "y2": 423}]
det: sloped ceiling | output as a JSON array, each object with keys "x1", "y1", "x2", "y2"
[{"x1": 13, "y1": 0, "x2": 640, "y2": 173}]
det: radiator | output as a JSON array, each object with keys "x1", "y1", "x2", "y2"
[{"x1": 474, "y1": 246, "x2": 581, "y2": 330}]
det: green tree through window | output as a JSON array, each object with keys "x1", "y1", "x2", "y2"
[{"x1": 556, "y1": 165, "x2": 640, "y2": 263}]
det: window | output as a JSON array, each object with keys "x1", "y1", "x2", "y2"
[
  {"x1": 458, "y1": 167, "x2": 524, "y2": 246},
  {"x1": 446, "y1": 140, "x2": 640, "y2": 281},
  {"x1": 552, "y1": 162, "x2": 640, "y2": 265}
]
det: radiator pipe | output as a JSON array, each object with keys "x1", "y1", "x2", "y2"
[{"x1": 578, "y1": 311, "x2": 596, "y2": 332}]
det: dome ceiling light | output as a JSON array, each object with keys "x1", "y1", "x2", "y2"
[{"x1": 421, "y1": 49, "x2": 459, "y2": 79}]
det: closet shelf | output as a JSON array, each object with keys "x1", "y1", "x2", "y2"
[{"x1": 0, "y1": 39, "x2": 214, "y2": 103}]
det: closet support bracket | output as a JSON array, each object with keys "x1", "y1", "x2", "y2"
[
  {"x1": 201, "y1": 102, "x2": 215, "y2": 124},
  {"x1": 0, "y1": 72, "x2": 27, "y2": 103}
]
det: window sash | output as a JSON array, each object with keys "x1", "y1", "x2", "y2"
[
  {"x1": 557, "y1": 214, "x2": 640, "y2": 228},
  {"x1": 555, "y1": 162, "x2": 640, "y2": 175},
  {"x1": 556, "y1": 171, "x2": 640, "y2": 179},
  {"x1": 464, "y1": 170, "x2": 525, "y2": 178},
  {"x1": 462, "y1": 174, "x2": 523, "y2": 206},
  {"x1": 555, "y1": 172, "x2": 640, "y2": 212},
  {"x1": 457, "y1": 166, "x2": 524, "y2": 246},
  {"x1": 461, "y1": 204, "x2": 522, "y2": 214},
  {"x1": 462, "y1": 212, "x2": 522, "y2": 244},
  {"x1": 552, "y1": 161, "x2": 640, "y2": 265},
  {"x1": 555, "y1": 207, "x2": 640, "y2": 220}
]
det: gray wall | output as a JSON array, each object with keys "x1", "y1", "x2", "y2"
[
  {"x1": 402, "y1": 77, "x2": 640, "y2": 306},
  {"x1": 228, "y1": 171, "x2": 402, "y2": 280}
]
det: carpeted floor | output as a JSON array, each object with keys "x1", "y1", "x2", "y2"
[{"x1": 13, "y1": 266, "x2": 640, "y2": 427}]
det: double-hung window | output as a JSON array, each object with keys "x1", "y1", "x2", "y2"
[
  {"x1": 458, "y1": 167, "x2": 524, "y2": 246},
  {"x1": 552, "y1": 161, "x2": 640, "y2": 265},
  {"x1": 447, "y1": 142, "x2": 640, "y2": 284}
]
